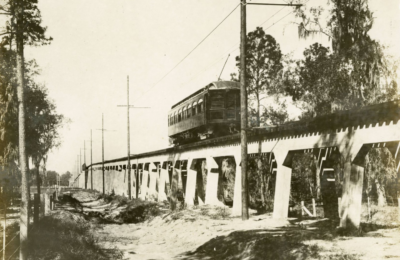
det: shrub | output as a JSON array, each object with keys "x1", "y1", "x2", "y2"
[
  {"x1": 118, "y1": 199, "x2": 163, "y2": 223},
  {"x1": 27, "y1": 215, "x2": 123, "y2": 260}
]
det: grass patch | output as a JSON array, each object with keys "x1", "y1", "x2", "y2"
[
  {"x1": 27, "y1": 215, "x2": 123, "y2": 260},
  {"x1": 117, "y1": 199, "x2": 164, "y2": 223},
  {"x1": 182, "y1": 228, "x2": 360, "y2": 260},
  {"x1": 0, "y1": 222, "x2": 20, "y2": 260},
  {"x1": 98, "y1": 193, "x2": 128, "y2": 207}
]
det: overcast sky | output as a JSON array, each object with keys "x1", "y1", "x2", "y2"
[{"x1": 21, "y1": 0, "x2": 400, "y2": 176}]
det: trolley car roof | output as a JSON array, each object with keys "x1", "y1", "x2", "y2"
[{"x1": 171, "y1": 81, "x2": 240, "y2": 109}]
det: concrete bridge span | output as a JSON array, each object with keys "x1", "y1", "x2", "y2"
[{"x1": 77, "y1": 100, "x2": 400, "y2": 229}]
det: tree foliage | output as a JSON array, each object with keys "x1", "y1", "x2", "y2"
[
  {"x1": 60, "y1": 171, "x2": 72, "y2": 186},
  {"x1": 291, "y1": 153, "x2": 317, "y2": 202},
  {"x1": 235, "y1": 27, "x2": 284, "y2": 126},
  {"x1": 288, "y1": 0, "x2": 399, "y2": 118},
  {"x1": 364, "y1": 147, "x2": 397, "y2": 206},
  {"x1": 1, "y1": 0, "x2": 52, "y2": 47}
]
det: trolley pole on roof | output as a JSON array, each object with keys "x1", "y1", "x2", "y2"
[
  {"x1": 240, "y1": 0, "x2": 249, "y2": 220},
  {"x1": 117, "y1": 76, "x2": 150, "y2": 200}
]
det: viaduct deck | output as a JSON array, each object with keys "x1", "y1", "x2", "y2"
[{"x1": 77, "y1": 100, "x2": 400, "y2": 229}]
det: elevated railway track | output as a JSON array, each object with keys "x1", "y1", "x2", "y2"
[{"x1": 75, "y1": 100, "x2": 400, "y2": 229}]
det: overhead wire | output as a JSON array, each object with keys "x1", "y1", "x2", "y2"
[
  {"x1": 174, "y1": 2, "x2": 302, "y2": 90},
  {"x1": 137, "y1": 0, "x2": 308, "y2": 100},
  {"x1": 138, "y1": 3, "x2": 241, "y2": 99}
]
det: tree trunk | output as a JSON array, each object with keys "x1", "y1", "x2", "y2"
[
  {"x1": 256, "y1": 95, "x2": 260, "y2": 127},
  {"x1": 35, "y1": 159, "x2": 41, "y2": 197},
  {"x1": 313, "y1": 155, "x2": 321, "y2": 200},
  {"x1": 257, "y1": 159, "x2": 265, "y2": 207},
  {"x1": 376, "y1": 180, "x2": 387, "y2": 207},
  {"x1": 16, "y1": 10, "x2": 29, "y2": 259}
]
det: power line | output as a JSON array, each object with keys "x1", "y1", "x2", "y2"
[
  {"x1": 174, "y1": 4, "x2": 302, "y2": 90},
  {"x1": 142, "y1": 3, "x2": 241, "y2": 96}
]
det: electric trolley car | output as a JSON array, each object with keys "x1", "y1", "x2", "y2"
[{"x1": 168, "y1": 81, "x2": 241, "y2": 144}]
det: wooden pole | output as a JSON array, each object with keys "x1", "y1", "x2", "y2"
[
  {"x1": 91, "y1": 130, "x2": 93, "y2": 190},
  {"x1": 102, "y1": 114, "x2": 105, "y2": 194},
  {"x1": 3, "y1": 200, "x2": 6, "y2": 260},
  {"x1": 127, "y1": 76, "x2": 132, "y2": 200},
  {"x1": 16, "y1": 4, "x2": 29, "y2": 257},
  {"x1": 240, "y1": 0, "x2": 249, "y2": 220}
]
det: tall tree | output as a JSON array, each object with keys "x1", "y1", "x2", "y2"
[
  {"x1": 290, "y1": 0, "x2": 398, "y2": 117},
  {"x1": 364, "y1": 148, "x2": 397, "y2": 207},
  {"x1": 60, "y1": 171, "x2": 72, "y2": 186},
  {"x1": 235, "y1": 27, "x2": 283, "y2": 127},
  {"x1": 0, "y1": 1, "x2": 52, "y2": 258},
  {"x1": 25, "y1": 83, "x2": 64, "y2": 196},
  {"x1": 284, "y1": 43, "x2": 353, "y2": 117}
]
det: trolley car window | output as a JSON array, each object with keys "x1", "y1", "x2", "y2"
[
  {"x1": 178, "y1": 109, "x2": 182, "y2": 122},
  {"x1": 211, "y1": 111, "x2": 224, "y2": 119},
  {"x1": 187, "y1": 104, "x2": 192, "y2": 118},
  {"x1": 210, "y1": 92, "x2": 224, "y2": 110},
  {"x1": 183, "y1": 106, "x2": 187, "y2": 119},
  {"x1": 192, "y1": 101, "x2": 197, "y2": 115},
  {"x1": 226, "y1": 92, "x2": 236, "y2": 109},
  {"x1": 197, "y1": 99, "x2": 203, "y2": 113},
  {"x1": 174, "y1": 111, "x2": 177, "y2": 124}
]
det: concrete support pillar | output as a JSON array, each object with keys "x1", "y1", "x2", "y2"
[
  {"x1": 232, "y1": 154, "x2": 242, "y2": 216},
  {"x1": 171, "y1": 162, "x2": 181, "y2": 210},
  {"x1": 44, "y1": 193, "x2": 51, "y2": 216},
  {"x1": 40, "y1": 194, "x2": 45, "y2": 218},
  {"x1": 273, "y1": 152, "x2": 292, "y2": 219},
  {"x1": 140, "y1": 167, "x2": 149, "y2": 200},
  {"x1": 205, "y1": 156, "x2": 222, "y2": 206},
  {"x1": 148, "y1": 163, "x2": 157, "y2": 199},
  {"x1": 158, "y1": 166, "x2": 168, "y2": 202},
  {"x1": 185, "y1": 158, "x2": 197, "y2": 206},
  {"x1": 340, "y1": 162, "x2": 364, "y2": 229}
]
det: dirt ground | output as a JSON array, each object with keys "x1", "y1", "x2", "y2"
[{"x1": 57, "y1": 190, "x2": 400, "y2": 260}]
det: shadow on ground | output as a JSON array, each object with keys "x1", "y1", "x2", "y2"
[{"x1": 178, "y1": 220, "x2": 359, "y2": 260}]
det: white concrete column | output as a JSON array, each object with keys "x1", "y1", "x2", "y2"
[
  {"x1": 185, "y1": 158, "x2": 197, "y2": 206},
  {"x1": 340, "y1": 162, "x2": 364, "y2": 229},
  {"x1": 132, "y1": 169, "x2": 137, "y2": 199},
  {"x1": 273, "y1": 151, "x2": 292, "y2": 219},
  {"x1": 158, "y1": 164, "x2": 168, "y2": 201},
  {"x1": 205, "y1": 156, "x2": 222, "y2": 206},
  {"x1": 232, "y1": 153, "x2": 242, "y2": 216},
  {"x1": 148, "y1": 163, "x2": 158, "y2": 199},
  {"x1": 140, "y1": 166, "x2": 149, "y2": 200}
]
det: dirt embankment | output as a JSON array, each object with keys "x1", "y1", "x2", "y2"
[{"x1": 57, "y1": 190, "x2": 400, "y2": 260}]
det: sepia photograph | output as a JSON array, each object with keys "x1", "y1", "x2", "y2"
[{"x1": 0, "y1": 0, "x2": 399, "y2": 259}]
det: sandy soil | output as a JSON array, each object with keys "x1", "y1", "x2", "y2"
[{"x1": 61, "y1": 191, "x2": 400, "y2": 260}]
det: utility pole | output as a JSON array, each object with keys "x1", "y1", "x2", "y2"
[
  {"x1": 90, "y1": 130, "x2": 93, "y2": 190},
  {"x1": 117, "y1": 76, "x2": 149, "y2": 200},
  {"x1": 96, "y1": 114, "x2": 115, "y2": 194},
  {"x1": 83, "y1": 141, "x2": 87, "y2": 189},
  {"x1": 240, "y1": 0, "x2": 249, "y2": 220},
  {"x1": 85, "y1": 133, "x2": 94, "y2": 190},
  {"x1": 240, "y1": 1, "x2": 302, "y2": 220},
  {"x1": 76, "y1": 155, "x2": 79, "y2": 187},
  {"x1": 101, "y1": 114, "x2": 105, "y2": 194}
]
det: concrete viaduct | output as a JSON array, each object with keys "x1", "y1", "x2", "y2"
[{"x1": 75, "y1": 100, "x2": 400, "y2": 229}]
